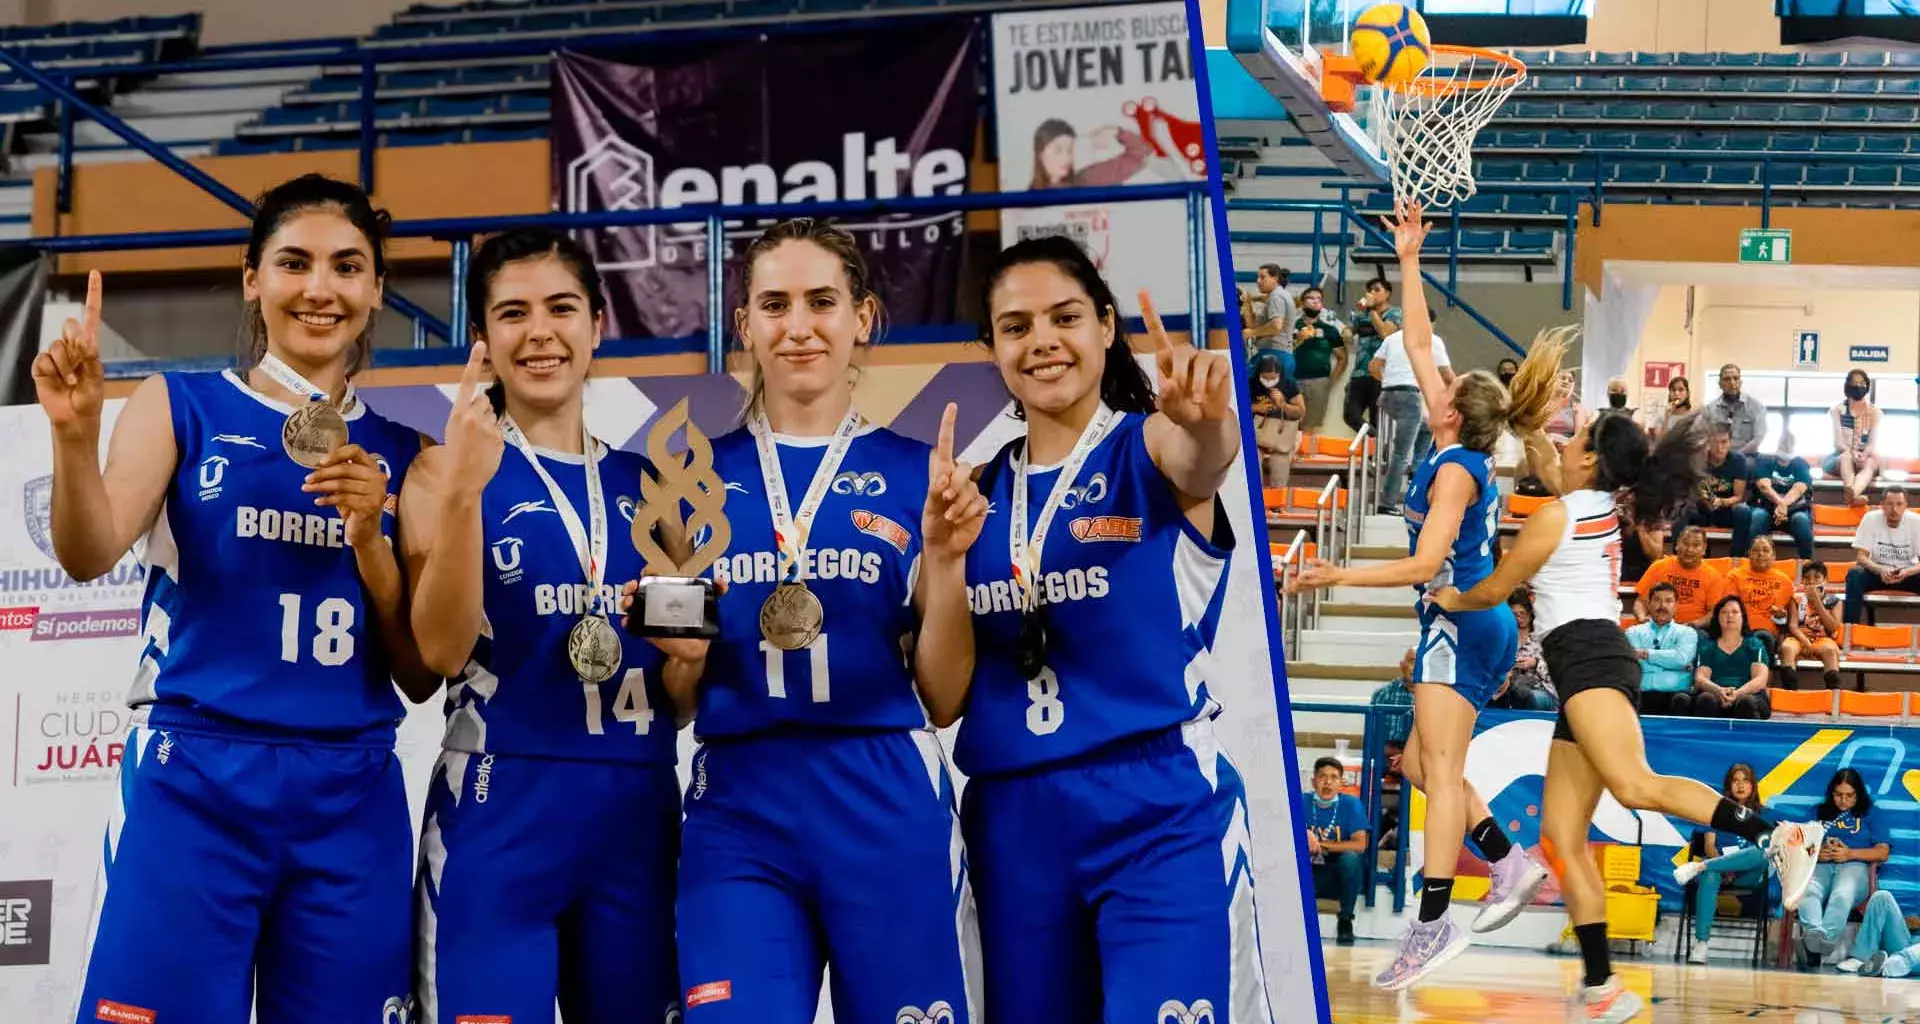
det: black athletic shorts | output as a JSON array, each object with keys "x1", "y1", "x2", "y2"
[{"x1": 1539, "y1": 617, "x2": 1642, "y2": 743}]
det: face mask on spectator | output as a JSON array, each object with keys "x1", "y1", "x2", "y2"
[
  {"x1": 1498, "y1": 370, "x2": 1516, "y2": 386},
  {"x1": 1608, "y1": 392, "x2": 1628, "y2": 409},
  {"x1": 1260, "y1": 375, "x2": 1280, "y2": 388},
  {"x1": 1846, "y1": 382, "x2": 1870, "y2": 401}
]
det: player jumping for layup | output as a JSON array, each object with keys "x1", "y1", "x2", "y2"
[{"x1": 1292, "y1": 203, "x2": 1551, "y2": 990}]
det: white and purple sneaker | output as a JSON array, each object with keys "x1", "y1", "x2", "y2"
[
  {"x1": 1766, "y1": 821, "x2": 1825, "y2": 912},
  {"x1": 1373, "y1": 914, "x2": 1470, "y2": 991},
  {"x1": 1473, "y1": 848, "x2": 1550, "y2": 933},
  {"x1": 1580, "y1": 977, "x2": 1645, "y2": 1022}
]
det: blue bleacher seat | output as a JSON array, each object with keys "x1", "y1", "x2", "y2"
[
  {"x1": 1632, "y1": 53, "x2": 1676, "y2": 66},
  {"x1": 1508, "y1": 231, "x2": 1555, "y2": 251},
  {"x1": 1736, "y1": 103, "x2": 1784, "y2": 121},
  {"x1": 1816, "y1": 133, "x2": 1863, "y2": 152},
  {"x1": 522, "y1": 11, "x2": 589, "y2": 31},
  {"x1": 1620, "y1": 76, "x2": 1663, "y2": 91},
  {"x1": 1806, "y1": 52, "x2": 1847, "y2": 68},
  {"x1": 1532, "y1": 73, "x2": 1579, "y2": 90},
  {"x1": 415, "y1": 95, "x2": 489, "y2": 118},
  {"x1": 1899, "y1": 166, "x2": 1920, "y2": 187},
  {"x1": 1505, "y1": 194, "x2": 1550, "y2": 216},
  {"x1": 1665, "y1": 164, "x2": 1709, "y2": 184},
  {"x1": 215, "y1": 135, "x2": 297, "y2": 157},
  {"x1": 1747, "y1": 76, "x2": 1792, "y2": 93},
  {"x1": 385, "y1": 129, "x2": 467, "y2": 147},
  {"x1": 1592, "y1": 130, "x2": 1635, "y2": 149},
  {"x1": 1661, "y1": 76, "x2": 1707, "y2": 93},
  {"x1": 1648, "y1": 102, "x2": 1692, "y2": 119},
  {"x1": 1837, "y1": 79, "x2": 1881, "y2": 96},
  {"x1": 1602, "y1": 101, "x2": 1649, "y2": 119},
  {"x1": 1872, "y1": 105, "x2": 1918, "y2": 123},
  {"x1": 1523, "y1": 163, "x2": 1571, "y2": 182},
  {"x1": 297, "y1": 136, "x2": 360, "y2": 152},
  {"x1": 1764, "y1": 163, "x2": 1806, "y2": 186},
  {"x1": 1635, "y1": 131, "x2": 1682, "y2": 150},
  {"x1": 1589, "y1": 52, "x2": 1629, "y2": 66},
  {"x1": 469, "y1": 124, "x2": 545, "y2": 143},
  {"x1": 1772, "y1": 133, "x2": 1815, "y2": 152},
  {"x1": 1461, "y1": 229, "x2": 1504, "y2": 250},
  {"x1": 1687, "y1": 134, "x2": 1729, "y2": 150},
  {"x1": 1890, "y1": 52, "x2": 1920, "y2": 67},
  {"x1": 1804, "y1": 166, "x2": 1849, "y2": 187},
  {"x1": 1479, "y1": 161, "x2": 1526, "y2": 182},
  {"x1": 1724, "y1": 135, "x2": 1769, "y2": 152},
  {"x1": 1881, "y1": 78, "x2": 1920, "y2": 95},
  {"x1": 1853, "y1": 165, "x2": 1899, "y2": 187},
  {"x1": 1826, "y1": 106, "x2": 1871, "y2": 122},
  {"x1": 1760, "y1": 53, "x2": 1803, "y2": 68},
  {"x1": 1492, "y1": 131, "x2": 1541, "y2": 147},
  {"x1": 1673, "y1": 52, "x2": 1714, "y2": 67},
  {"x1": 1543, "y1": 130, "x2": 1586, "y2": 148},
  {"x1": 500, "y1": 93, "x2": 549, "y2": 114},
  {"x1": 1718, "y1": 53, "x2": 1762, "y2": 67},
  {"x1": 1690, "y1": 105, "x2": 1738, "y2": 121},
  {"x1": 1460, "y1": 194, "x2": 1503, "y2": 214},
  {"x1": 1511, "y1": 100, "x2": 1558, "y2": 118},
  {"x1": 1708, "y1": 164, "x2": 1759, "y2": 185},
  {"x1": 260, "y1": 105, "x2": 332, "y2": 126},
  {"x1": 1781, "y1": 103, "x2": 1827, "y2": 122},
  {"x1": 1611, "y1": 162, "x2": 1663, "y2": 183},
  {"x1": 1789, "y1": 78, "x2": 1834, "y2": 95},
  {"x1": 1863, "y1": 135, "x2": 1910, "y2": 154}
]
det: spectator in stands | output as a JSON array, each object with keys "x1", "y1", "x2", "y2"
[
  {"x1": 1341, "y1": 277, "x2": 1402, "y2": 433},
  {"x1": 1672, "y1": 763, "x2": 1769, "y2": 964},
  {"x1": 1677, "y1": 423, "x2": 1756, "y2": 557},
  {"x1": 1645, "y1": 375, "x2": 1692, "y2": 438},
  {"x1": 1601, "y1": 377, "x2": 1632, "y2": 418},
  {"x1": 1543, "y1": 369, "x2": 1589, "y2": 448},
  {"x1": 1692, "y1": 594, "x2": 1773, "y2": 720},
  {"x1": 1241, "y1": 264, "x2": 1295, "y2": 372},
  {"x1": 1369, "y1": 309, "x2": 1454, "y2": 514},
  {"x1": 1305, "y1": 756, "x2": 1369, "y2": 947},
  {"x1": 1634, "y1": 526, "x2": 1727, "y2": 629},
  {"x1": 1492, "y1": 591, "x2": 1556, "y2": 711},
  {"x1": 1844, "y1": 484, "x2": 1920, "y2": 624},
  {"x1": 1291, "y1": 286, "x2": 1348, "y2": 428},
  {"x1": 1628, "y1": 582, "x2": 1700, "y2": 716},
  {"x1": 1495, "y1": 358, "x2": 1518, "y2": 387},
  {"x1": 1250, "y1": 353, "x2": 1304, "y2": 488},
  {"x1": 1727, "y1": 535, "x2": 1795, "y2": 652},
  {"x1": 1797, "y1": 767, "x2": 1891, "y2": 966},
  {"x1": 1828, "y1": 368, "x2": 1881, "y2": 504},
  {"x1": 1778, "y1": 560, "x2": 1845, "y2": 692},
  {"x1": 1747, "y1": 436, "x2": 1816, "y2": 561},
  {"x1": 1707, "y1": 363, "x2": 1768, "y2": 457}
]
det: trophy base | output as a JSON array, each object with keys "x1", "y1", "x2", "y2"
[{"x1": 626, "y1": 576, "x2": 720, "y2": 639}]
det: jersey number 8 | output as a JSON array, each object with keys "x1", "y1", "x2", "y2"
[
  {"x1": 1026, "y1": 667, "x2": 1064, "y2": 736},
  {"x1": 277, "y1": 593, "x2": 355, "y2": 667}
]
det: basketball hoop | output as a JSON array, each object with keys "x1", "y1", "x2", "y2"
[{"x1": 1325, "y1": 45, "x2": 1528, "y2": 209}]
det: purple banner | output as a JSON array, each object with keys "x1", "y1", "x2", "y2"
[
  {"x1": 551, "y1": 23, "x2": 982, "y2": 340},
  {"x1": 30, "y1": 609, "x2": 141, "y2": 643}
]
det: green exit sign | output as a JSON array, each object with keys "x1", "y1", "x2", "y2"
[{"x1": 1740, "y1": 228, "x2": 1792, "y2": 264}]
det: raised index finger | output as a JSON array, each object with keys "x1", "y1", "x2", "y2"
[
  {"x1": 455, "y1": 341, "x2": 489, "y2": 406},
  {"x1": 934, "y1": 402, "x2": 957, "y2": 465},
  {"x1": 1138, "y1": 290, "x2": 1177, "y2": 351},
  {"x1": 80, "y1": 270, "x2": 102, "y2": 351}
]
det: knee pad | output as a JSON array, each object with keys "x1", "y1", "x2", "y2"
[{"x1": 1539, "y1": 834, "x2": 1569, "y2": 882}]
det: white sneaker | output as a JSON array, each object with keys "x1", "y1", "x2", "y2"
[
  {"x1": 1687, "y1": 940, "x2": 1709, "y2": 965},
  {"x1": 1580, "y1": 977, "x2": 1645, "y2": 1022},
  {"x1": 1836, "y1": 956, "x2": 1865, "y2": 974},
  {"x1": 1672, "y1": 861, "x2": 1705, "y2": 887},
  {"x1": 1767, "y1": 822, "x2": 1825, "y2": 912}
]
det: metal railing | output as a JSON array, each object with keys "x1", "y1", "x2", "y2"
[
  {"x1": 1274, "y1": 528, "x2": 1309, "y2": 654},
  {"x1": 1341, "y1": 423, "x2": 1371, "y2": 566}
]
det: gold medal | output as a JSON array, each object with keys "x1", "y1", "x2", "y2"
[
  {"x1": 566, "y1": 615, "x2": 623, "y2": 684},
  {"x1": 758, "y1": 581, "x2": 824, "y2": 651},
  {"x1": 282, "y1": 402, "x2": 349, "y2": 469}
]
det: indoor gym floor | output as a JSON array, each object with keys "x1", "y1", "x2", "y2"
[{"x1": 1320, "y1": 943, "x2": 1920, "y2": 1023}]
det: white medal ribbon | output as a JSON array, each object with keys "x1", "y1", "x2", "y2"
[
  {"x1": 1010, "y1": 404, "x2": 1115, "y2": 613},
  {"x1": 257, "y1": 351, "x2": 359, "y2": 414},
  {"x1": 501, "y1": 415, "x2": 608, "y2": 625},
  {"x1": 749, "y1": 410, "x2": 862, "y2": 584}
]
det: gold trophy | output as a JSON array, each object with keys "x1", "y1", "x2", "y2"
[{"x1": 627, "y1": 399, "x2": 730, "y2": 639}]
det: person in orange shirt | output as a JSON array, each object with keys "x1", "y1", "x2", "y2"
[
  {"x1": 1779, "y1": 559, "x2": 1845, "y2": 692},
  {"x1": 1726, "y1": 535, "x2": 1796, "y2": 652},
  {"x1": 1634, "y1": 526, "x2": 1728, "y2": 628}
]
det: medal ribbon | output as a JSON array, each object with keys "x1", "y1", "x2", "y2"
[
  {"x1": 257, "y1": 351, "x2": 359, "y2": 415},
  {"x1": 749, "y1": 410, "x2": 862, "y2": 584},
  {"x1": 500, "y1": 415, "x2": 608, "y2": 623},
  {"x1": 1010, "y1": 404, "x2": 1114, "y2": 614}
]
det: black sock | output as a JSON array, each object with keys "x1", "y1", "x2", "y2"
[
  {"x1": 1574, "y1": 921, "x2": 1611, "y2": 989},
  {"x1": 1418, "y1": 877, "x2": 1453, "y2": 923},
  {"x1": 1777, "y1": 664, "x2": 1800, "y2": 690},
  {"x1": 1711, "y1": 797, "x2": 1771, "y2": 843},
  {"x1": 1469, "y1": 817, "x2": 1514, "y2": 862}
]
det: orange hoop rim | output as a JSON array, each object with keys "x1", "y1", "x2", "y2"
[{"x1": 1322, "y1": 45, "x2": 1528, "y2": 107}]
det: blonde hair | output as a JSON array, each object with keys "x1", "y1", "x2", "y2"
[
  {"x1": 1445, "y1": 325, "x2": 1576, "y2": 454},
  {"x1": 734, "y1": 218, "x2": 883, "y2": 421}
]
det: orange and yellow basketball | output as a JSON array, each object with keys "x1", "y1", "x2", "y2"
[{"x1": 1351, "y1": 3, "x2": 1433, "y2": 88}]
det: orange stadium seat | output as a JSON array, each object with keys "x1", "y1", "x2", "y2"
[
  {"x1": 1813, "y1": 504, "x2": 1866, "y2": 534},
  {"x1": 1504, "y1": 493, "x2": 1551, "y2": 521},
  {"x1": 1703, "y1": 557, "x2": 1736, "y2": 575},
  {"x1": 1844, "y1": 624, "x2": 1916, "y2": 664},
  {"x1": 1769, "y1": 689, "x2": 1837, "y2": 718},
  {"x1": 1837, "y1": 690, "x2": 1907, "y2": 719},
  {"x1": 1825, "y1": 561, "x2": 1851, "y2": 584}
]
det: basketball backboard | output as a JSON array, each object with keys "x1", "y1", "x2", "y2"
[{"x1": 1223, "y1": 0, "x2": 1389, "y2": 181}]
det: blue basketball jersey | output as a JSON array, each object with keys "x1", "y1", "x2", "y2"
[
  {"x1": 444, "y1": 443, "x2": 675, "y2": 764},
  {"x1": 134, "y1": 370, "x2": 419, "y2": 738},
  {"x1": 1404, "y1": 443, "x2": 1499, "y2": 596},
  {"x1": 954, "y1": 413, "x2": 1232, "y2": 778},
  {"x1": 694, "y1": 425, "x2": 931, "y2": 738}
]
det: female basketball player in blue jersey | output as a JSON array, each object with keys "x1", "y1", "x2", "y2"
[
  {"x1": 1291, "y1": 203, "x2": 1557, "y2": 989},
  {"x1": 36, "y1": 174, "x2": 437, "y2": 1023},
  {"x1": 957, "y1": 235, "x2": 1272, "y2": 1020},
  {"x1": 400, "y1": 228, "x2": 705, "y2": 1022},
  {"x1": 672, "y1": 218, "x2": 988, "y2": 1021}
]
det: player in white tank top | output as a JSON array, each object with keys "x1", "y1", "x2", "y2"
[
  {"x1": 1524, "y1": 488, "x2": 1626, "y2": 638},
  {"x1": 1430, "y1": 358, "x2": 1825, "y2": 1024}
]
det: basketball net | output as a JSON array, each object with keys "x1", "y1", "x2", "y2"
[{"x1": 1329, "y1": 46, "x2": 1528, "y2": 209}]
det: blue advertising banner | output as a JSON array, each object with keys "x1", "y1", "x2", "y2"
[{"x1": 1452, "y1": 709, "x2": 1920, "y2": 910}]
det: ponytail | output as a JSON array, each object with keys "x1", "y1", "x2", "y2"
[
  {"x1": 1599, "y1": 411, "x2": 1709, "y2": 527},
  {"x1": 1502, "y1": 325, "x2": 1576, "y2": 437}
]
